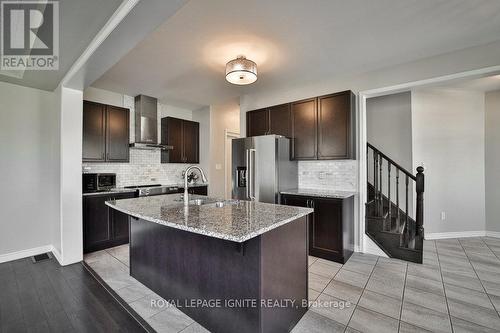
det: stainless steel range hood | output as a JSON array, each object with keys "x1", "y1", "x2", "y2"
[{"x1": 129, "y1": 95, "x2": 173, "y2": 150}]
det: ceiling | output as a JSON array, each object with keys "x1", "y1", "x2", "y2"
[
  {"x1": 0, "y1": 0, "x2": 123, "y2": 91},
  {"x1": 445, "y1": 75, "x2": 500, "y2": 92},
  {"x1": 91, "y1": 0, "x2": 500, "y2": 109}
]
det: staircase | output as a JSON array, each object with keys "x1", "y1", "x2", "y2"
[{"x1": 366, "y1": 143, "x2": 425, "y2": 264}]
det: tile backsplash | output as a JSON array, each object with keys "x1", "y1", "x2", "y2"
[
  {"x1": 298, "y1": 160, "x2": 358, "y2": 191},
  {"x1": 82, "y1": 149, "x2": 195, "y2": 187}
]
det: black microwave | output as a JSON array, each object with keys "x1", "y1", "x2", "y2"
[{"x1": 82, "y1": 173, "x2": 116, "y2": 193}]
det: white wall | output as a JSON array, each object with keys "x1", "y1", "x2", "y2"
[
  {"x1": 367, "y1": 92, "x2": 413, "y2": 213},
  {"x1": 412, "y1": 89, "x2": 485, "y2": 235},
  {"x1": 367, "y1": 92, "x2": 413, "y2": 170},
  {"x1": 0, "y1": 82, "x2": 59, "y2": 261},
  {"x1": 58, "y1": 87, "x2": 84, "y2": 264},
  {"x1": 485, "y1": 90, "x2": 500, "y2": 233},
  {"x1": 209, "y1": 99, "x2": 240, "y2": 198},
  {"x1": 192, "y1": 107, "x2": 211, "y2": 182}
]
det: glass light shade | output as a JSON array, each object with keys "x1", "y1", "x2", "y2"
[{"x1": 225, "y1": 56, "x2": 257, "y2": 85}]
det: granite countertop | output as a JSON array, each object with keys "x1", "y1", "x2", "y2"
[
  {"x1": 83, "y1": 183, "x2": 208, "y2": 196},
  {"x1": 105, "y1": 194, "x2": 313, "y2": 243},
  {"x1": 83, "y1": 188, "x2": 138, "y2": 197},
  {"x1": 280, "y1": 188, "x2": 357, "y2": 199},
  {"x1": 169, "y1": 182, "x2": 208, "y2": 188}
]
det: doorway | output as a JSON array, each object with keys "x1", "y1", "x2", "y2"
[{"x1": 224, "y1": 130, "x2": 240, "y2": 199}]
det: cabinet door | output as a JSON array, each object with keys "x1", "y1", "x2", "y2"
[
  {"x1": 280, "y1": 194, "x2": 309, "y2": 208},
  {"x1": 111, "y1": 192, "x2": 135, "y2": 243},
  {"x1": 317, "y1": 92, "x2": 353, "y2": 159},
  {"x1": 106, "y1": 105, "x2": 130, "y2": 162},
  {"x1": 309, "y1": 198, "x2": 343, "y2": 260},
  {"x1": 83, "y1": 101, "x2": 106, "y2": 162},
  {"x1": 291, "y1": 98, "x2": 317, "y2": 160},
  {"x1": 183, "y1": 120, "x2": 199, "y2": 163},
  {"x1": 269, "y1": 104, "x2": 291, "y2": 137},
  {"x1": 247, "y1": 109, "x2": 270, "y2": 137},
  {"x1": 162, "y1": 117, "x2": 184, "y2": 163},
  {"x1": 83, "y1": 195, "x2": 111, "y2": 253}
]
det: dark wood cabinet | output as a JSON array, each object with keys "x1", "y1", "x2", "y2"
[
  {"x1": 106, "y1": 105, "x2": 130, "y2": 162},
  {"x1": 309, "y1": 198, "x2": 343, "y2": 259},
  {"x1": 83, "y1": 101, "x2": 106, "y2": 161},
  {"x1": 182, "y1": 120, "x2": 199, "y2": 163},
  {"x1": 246, "y1": 104, "x2": 291, "y2": 138},
  {"x1": 269, "y1": 104, "x2": 291, "y2": 137},
  {"x1": 246, "y1": 91, "x2": 355, "y2": 160},
  {"x1": 161, "y1": 117, "x2": 199, "y2": 163},
  {"x1": 177, "y1": 185, "x2": 208, "y2": 195},
  {"x1": 291, "y1": 98, "x2": 318, "y2": 160},
  {"x1": 83, "y1": 191, "x2": 136, "y2": 253},
  {"x1": 281, "y1": 194, "x2": 354, "y2": 263},
  {"x1": 83, "y1": 101, "x2": 129, "y2": 162},
  {"x1": 317, "y1": 92, "x2": 355, "y2": 159},
  {"x1": 247, "y1": 109, "x2": 270, "y2": 137},
  {"x1": 162, "y1": 117, "x2": 183, "y2": 163},
  {"x1": 111, "y1": 192, "x2": 134, "y2": 242}
]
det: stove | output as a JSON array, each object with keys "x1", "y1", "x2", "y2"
[{"x1": 124, "y1": 184, "x2": 179, "y2": 197}]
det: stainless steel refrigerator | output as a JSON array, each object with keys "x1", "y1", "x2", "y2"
[{"x1": 232, "y1": 135, "x2": 297, "y2": 204}]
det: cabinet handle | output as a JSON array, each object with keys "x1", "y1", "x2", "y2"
[
  {"x1": 101, "y1": 153, "x2": 105, "y2": 160},
  {"x1": 310, "y1": 200, "x2": 315, "y2": 209}
]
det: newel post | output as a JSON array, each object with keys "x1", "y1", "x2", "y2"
[{"x1": 416, "y1": 166, "x2": 425, "y2": 237}]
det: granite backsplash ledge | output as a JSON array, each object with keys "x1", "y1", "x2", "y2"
[
  {"x1": 298, "y1": 160, "x2": 358, "y2": 192},
  {"x1": 82, "y1": 149, "x2": 195, "y2": 187}
]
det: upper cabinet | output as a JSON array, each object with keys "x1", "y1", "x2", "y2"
[
  {"x1": 269, "y1": 104, "x2": 291, "y2": 137},
  {"x1": 317, "y1": 91, "x2": 355, "y2": 160},
  {"x1": 161, "y1": 117, "x2": 199, "y2": 163},
  {"x1": 83, "y1": 101, "x2": 129, "y2": 163},
  {"x1": 246, "y1": 108, "x2": 269, "y2": 137},
  {"x1": 246, "y1": 90, "x2": 355, "y2": 160},
  {"x1": 291, "y1": 98, "x2": 317, "y2": 160},
  {"x1": 246, "y1": 104, "x2": 291, "y2": 138}
]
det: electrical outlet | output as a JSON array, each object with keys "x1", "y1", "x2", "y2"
[
  {"x1": 215, "y1": 163, "x2": 222, "y2": 170},
  {"x1": 441, "y1": 212, "x2": 446, "y2": 221}
]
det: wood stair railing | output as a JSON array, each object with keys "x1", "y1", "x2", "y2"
[{"x1": 367, "y1": 143, "x2": 425, "y2": 260}]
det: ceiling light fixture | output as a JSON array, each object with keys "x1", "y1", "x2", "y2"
[{"x1": 225, "y1": 56, "x2": 257, "y2": 85}]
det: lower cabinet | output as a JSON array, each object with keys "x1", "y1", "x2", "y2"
[
  {"x1": 281, "y1": 194, "x2": 354, "y2": 263},
  {"x1": 177, "y1": 185, "x2": 208, "y2": 196},
  {"x1": 83, "y1": 192, "x2": 136, "y2": 253}
]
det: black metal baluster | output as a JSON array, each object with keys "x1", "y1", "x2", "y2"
[
  {"x1": 416, "y1": 166, "x2": 425, "y2": 239},
  {"x1": 405, "y1": 175, "x2": 409, "y2": 248},
  {"x1": 396, "y1": 170, "x2": 400, "y2": 232},
  {"x1": 374, "y1": 151, "x2": 378, "y2": 214},
  {"x1": 388, "y1": 163, "x2": 391, "y2": 230},
  {"x1": 379, "y1": 156, "x2": 383, "y2": 216}
]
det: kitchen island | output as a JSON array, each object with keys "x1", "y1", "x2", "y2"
[{"x1": 106, "y1": 194, "x2": 313, "y2": 333}]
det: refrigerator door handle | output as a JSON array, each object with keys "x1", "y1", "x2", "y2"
[
  {"x1": 249, "y1": 148, "x2": 256, "y2": 201},
  {"x1": 245, "y1": 149, "x2": 250, "y2": 199}
]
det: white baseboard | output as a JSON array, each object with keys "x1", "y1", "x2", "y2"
[
  {"x1": 0, "y1": 245, "x2": 53, "y2": 264},
  {"x1": 486, "y1": 231, "x2": 500, "y2": 238},
  {"x1": 50, "y1": 246, "x2": 63, "y2": 265},
  {"x1": 425, "y1": 231, "x2": 486, "y2": 240}
]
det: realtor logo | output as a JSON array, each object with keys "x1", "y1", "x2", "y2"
[{"x1": 1, "y1": 0, "x2": 59, "y2": 70}]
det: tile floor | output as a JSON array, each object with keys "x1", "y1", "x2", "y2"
[{"x1": 84, "y1": 237, "x2": 500, "y2": 333}]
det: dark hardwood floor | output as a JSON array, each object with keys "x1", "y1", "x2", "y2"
[{"x1": 0, "y1": 255, "x2": 146, "y2": 333}]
